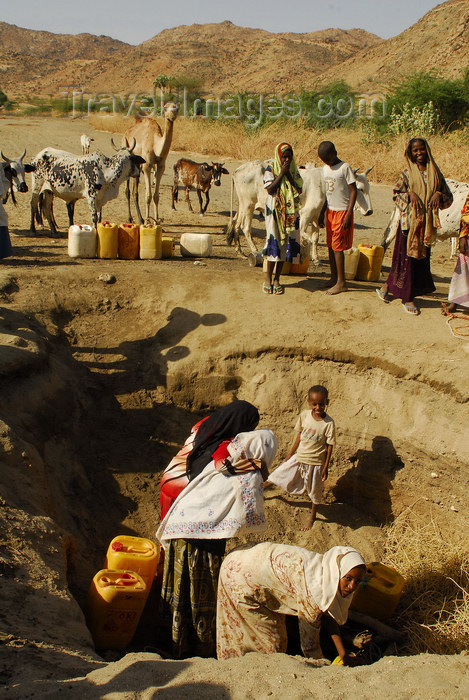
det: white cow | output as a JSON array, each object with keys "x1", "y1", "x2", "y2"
[
  {"x1": 226, "y1": 161, "x2": 373, "y2": 264},
  {"x1": 380, "y1": 178, "x2": 469, "y2": 258},
  {"x1": 80, "y1": 134, "x2": 94, "y2": 155}
]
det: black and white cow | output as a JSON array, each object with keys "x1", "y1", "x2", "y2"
[
  {"x1": 29, "y1": 140, "x2": 145, "y2": 236},
  {"x1": 1, "y1": 150, "x2": 36, "y2": 204}
]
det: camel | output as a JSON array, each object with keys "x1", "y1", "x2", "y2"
[{"x1": 123, "y1": 101, "x2": 179, "y2": 223}]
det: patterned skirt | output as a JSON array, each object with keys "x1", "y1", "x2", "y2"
[{"x1": 160, "y1": 538, "x2": 226, "y2": 658}]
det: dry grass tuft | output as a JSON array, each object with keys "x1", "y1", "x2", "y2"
[
  {"x1": 384, "y1": 508, "x2": 469, "y2": 654},
  {"x1": 88, "y1": 113, "x2": 469, "y2": 184}
]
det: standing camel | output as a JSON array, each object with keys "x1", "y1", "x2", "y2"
[{"x1": 124, "y1": 101, "x2": 179, "y2": 223}]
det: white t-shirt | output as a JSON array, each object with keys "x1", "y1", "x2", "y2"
[
  {"x1": 294, "y1": 410, "x2": 335, "y2": 466},
  {"x1": 323, "y1": 161, "x2": 356, "y2": 211}
]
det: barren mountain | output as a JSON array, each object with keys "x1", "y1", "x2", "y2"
[
  {"x1": 0, "y1": 22, "x2": 129, "y2": 96},
  {"x1": 0, "y1": 1, "x2": 467, "y2": 100},
  {"x1": 0, "y1": 20, "x2": 380, "y2": 97},
  {"x1": 316, "y1": 0, "x2": 469, "y2": 89}
]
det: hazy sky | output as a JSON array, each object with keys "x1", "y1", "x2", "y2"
[{"x1": 3, "y1": 0, "x2": 444, "y2": 45}]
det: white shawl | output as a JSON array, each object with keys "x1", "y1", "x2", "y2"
[{"x1": 156, "y1": 429, "x2": 278, "y2": 543}]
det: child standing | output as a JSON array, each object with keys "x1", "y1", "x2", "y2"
[
  {"x1": 266, "y1": 385, "x2": 335, "y2": 529},
  {"x1": 318, "y1": 141, "x2": 357, "y2": 295}
]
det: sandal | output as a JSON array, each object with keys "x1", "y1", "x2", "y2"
[
  {"x1": 376, "y1": 288, "x2": 390, "y2": 303},
  {"x1": 273, "y1": 284, "x2": 284, "y2": 295},
  {"x1": 263, "y1": 283, "x2": 273, "y2": 295},
  {"x1": 402, "y1": 302, "x2": 419, "y2": 316}
]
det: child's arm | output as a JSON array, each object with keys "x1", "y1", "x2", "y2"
[
  {"x1": 343, "y1": 182, "x2": 357, "y2": 230},
  {"x1": 260, "y1": 460, "x2": 270, "y2": 482},
  {"x1": 322, "y1": 613, "x2": 360, "y2": 666},
  {"x1": 318, "y1": 200, "x2": 327, "y2": 229},
  {"x1": 285, "y1": 431, "x2": 301, "y2": 460},
  {"x1": 321, "y1": 443, "x2": 333, "y2": 482}
]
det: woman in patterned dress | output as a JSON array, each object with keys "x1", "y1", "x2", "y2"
[
  {"x1": 263, "y1": 142, "x2": 303, "y2": 295},
  {"x1": 377, "y1": 137, "x2": 452, "y2": 315},
  {"x1": 216, "y1": 543, "x2": 365, "y2": 664},
  {"x1": 159, "y1": 400, "x2": 260, "y2": 519},
  {"x1": 156, "y1": 429, "x2": 278, "y2": 659}
]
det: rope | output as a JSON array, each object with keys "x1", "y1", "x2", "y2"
[{"x1": 442, "y1": 303, "x2": 469, "y2": 338}]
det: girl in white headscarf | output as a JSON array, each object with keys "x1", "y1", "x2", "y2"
[
  {"x1": 156, "y1": 430, "x2": 278, "y2": 659},
  {"x1": 216, "y1": 542, "x2": 365, "y2": 663}
]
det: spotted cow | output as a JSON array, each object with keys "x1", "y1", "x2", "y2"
[
  {"x1": 29, "y1": 141, "x2": 145, "y2": 236},
  {"x1": 1, "y1": 150, "x2": 36, "y2": 205}
]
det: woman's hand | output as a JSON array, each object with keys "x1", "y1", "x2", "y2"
[
  {"x1": 427, "y1": 192, "x2": 442, "y2": 210},
  {"x1": 409, "y1": 190, "x2": 423, "y2": 210},
  {"x1": 459, "y1": 235, "x2": 468, "y2": 255}
]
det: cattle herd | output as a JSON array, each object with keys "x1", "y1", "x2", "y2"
[{"x1": 0, "y1": 135, "x2": 465, "y2": 259}]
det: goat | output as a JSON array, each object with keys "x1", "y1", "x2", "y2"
[
  {"x1": 172, "y1": 159, "x2": 228, "y2": 215},
  {"x1": 80, "y1": 134, "x2": 94, "y2": 155}
]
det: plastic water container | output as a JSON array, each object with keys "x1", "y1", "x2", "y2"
[
  {"x1": 140, "y1": 223, "x2": 162, "y2": 260},
  {"x1": 247, "y1": 252, "x2": 263, "y2": 267},
  {"x1": 344, "y1": 246, "x2": 360, "y2": 280},
  {"x1": 85, "y1": 569, "x2": 147, "y2": 650},
  {"x1": 355, "y1": 244, "x2": 385, "y2": 282},
  {"x1": 97, "y1": 221, "x2": 118, "y2": 259},
  {"x1": 118, "y1": 223, "x2": 140, "y2": 260},
  {"x1": 180, "y1": 233, "x2": 212, "y2": 257},
  {"x1": 68, "y1": 224, "x2": 97, "y2": 259},
  {"x1": 161, "y1": 236, "x2": 175, "y2": 258},
  {"x1": 350, "y1": 561, "x2": 405, "y2": 620},
  {"x1": 288, "y1": 258, "x2": 309, "y2": 275},
  {"x1": 104, "y1": 535, "x2": 159, "y2": 594}
]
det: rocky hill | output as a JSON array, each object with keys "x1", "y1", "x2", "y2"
[
  {"x1": 316, "y1": 0, "x2": 469, "y2": 89},
  {"x1": 0, "y1": 20, "x2": 380, "y2": 97},
  {"x1": 0, "y1": 22, "x2": 129, "y2": 96},
  {"x1": 0, "y1": 1, "x2": 467, "y2": 99}
]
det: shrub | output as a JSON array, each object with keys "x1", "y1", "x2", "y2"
[
  {"x1": 388, "y1": 101, "x2": 439, "y2": 136},
  {"x1": 386, "y1": 71, "x2": 469, "y2": 131}
]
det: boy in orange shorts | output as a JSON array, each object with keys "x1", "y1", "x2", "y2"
[{"x1": 318, "y1": 141, "x2": 357, "y2": 295}]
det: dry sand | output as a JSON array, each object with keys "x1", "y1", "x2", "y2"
[{"x1": 0, "y1": 116, "x2": 468, "y2": 698}]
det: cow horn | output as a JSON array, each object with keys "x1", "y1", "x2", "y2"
[
  {"x1": 128, "y1": 137, "x2": 136, "y2": 153},
  {"x1": 1, "y1": 152, "x2": 11, "y2": 162},
  {"x1": 20, "y1": 148, "x2": 26, "y2": 160},
  {"x1": 110, "y1": 137, "x2": 120, "y2": 152},
  {"x1": 364, "y1": 166, "x2": 374, "y2": 176}
]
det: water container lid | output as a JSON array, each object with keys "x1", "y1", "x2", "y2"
[{"x1": 112, "y1": 541, "x2": 124, "y2": 552}]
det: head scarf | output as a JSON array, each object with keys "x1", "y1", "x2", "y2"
[
  {"x1": 304, "y1": 545, "x2": 366, "y2": 625},
  {"x1": 227, "y1": 429, "x2": 278, "y2": 471},
  {"x1": 186, "y1": 400, "x2": 259, "y2": 480},
  {"x1": 272, "y1": 142, "x2": 303, "y2": 246},
  {"x1": 404, "y1": 137, "x2": 444, "y2": 259}
]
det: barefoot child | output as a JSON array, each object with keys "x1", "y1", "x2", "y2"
[
  {"x1": 266, "y1": 385, "x2": 335, "y2": 529},
  {"x1": 318, "y1": 141, "x2": 357, "y2": 295}
]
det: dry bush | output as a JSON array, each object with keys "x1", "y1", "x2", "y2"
[
  {"x1": 88, "y1": 114, "x2": 469, "y2": 185},
  {"x1": 384, "y1": 508, "x2": 469, "y2": 654}
]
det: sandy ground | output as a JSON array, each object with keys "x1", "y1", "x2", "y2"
[{"x1": 0, "y1": 116, "x2": 468, "y2": 698}]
